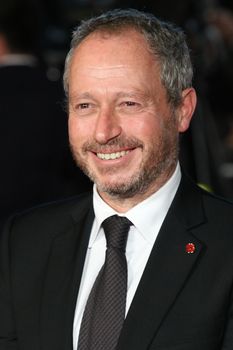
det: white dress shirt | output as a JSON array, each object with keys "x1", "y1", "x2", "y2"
[{"x1": 73, "y1": 164, "x2": 181, "y2": 349}]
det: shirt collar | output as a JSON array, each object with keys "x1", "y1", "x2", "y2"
[
  {"x1": 90, "y1": 163, "x2": 181, "y2": 247},
  {"x1": 126, "y1": 163, "x2": 181, "y2": 243}
]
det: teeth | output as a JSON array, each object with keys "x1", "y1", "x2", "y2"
[{"x1": 97, "y1": 150, "x2": 129, "y2": 160}]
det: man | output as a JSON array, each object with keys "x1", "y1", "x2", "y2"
[{"x1": 1, "y1": 8, "x2": 233, "y2": 350}]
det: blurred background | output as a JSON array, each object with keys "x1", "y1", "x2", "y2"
[{"x1": 0, "y1": 0, "x2": 233, "y2": 229}]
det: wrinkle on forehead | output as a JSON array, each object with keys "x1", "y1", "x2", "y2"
[{"x1": 78, "y1": 65, "x2": 131, "y2": 79}]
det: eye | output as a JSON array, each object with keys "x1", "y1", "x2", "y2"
[
  {"x1": 124, "y1": 101, "x2": 138, "y2": 107},
  {"x1": 77, "y1": 103, "x2": 91, "y2": 109},
  {"x1": 118, "y1": 100, "x2": 142, "y2": 113},
  {"x1": 73, "y1": 102, "x2": 97, "y2": 116}
]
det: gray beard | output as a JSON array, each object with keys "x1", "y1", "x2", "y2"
[
  {"x1": 93, "y1": 151, "x2": 177, "y2": 199},
  {"x1": 70, "y1": 134, "x2": 179, "y2": 200}
]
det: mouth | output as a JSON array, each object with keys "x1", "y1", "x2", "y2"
[{"x1": 96, "y1": 150, "x2": 130, "y2": 160}]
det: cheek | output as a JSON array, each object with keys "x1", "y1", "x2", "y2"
[
  {"x1": 128, "y1": 117, "x2": 159, "y2": 142},
  {"x1": 68, "y1": 117, "x2": 77, "y2": 144},
  {"x1": 68, "y1": 116, "x2": 91, "y2": 144}
]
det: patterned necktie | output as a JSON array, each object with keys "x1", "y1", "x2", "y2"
[{"x1": 78, "y1": 215, "x2": 132, "y2": 350}]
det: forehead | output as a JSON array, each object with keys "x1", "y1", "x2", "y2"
[
  {"x1": 70, "y1": 28, "x2": 158, "y2": 71},
  {"x1": 67, "y1": 28, "x2": 166, "y2": 103}
]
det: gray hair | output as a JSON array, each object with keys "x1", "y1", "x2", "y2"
[{"x1": 63, "y1": 8, "x2": 193, "y2": 107}]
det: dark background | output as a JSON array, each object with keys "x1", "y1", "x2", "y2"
[{"x1": 0, "y1": 0, "x2": 233, "y2": 228}]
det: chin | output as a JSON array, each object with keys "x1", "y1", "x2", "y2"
[
  {"x1": 95, "y1": 171, "x2": 133, "y2": 188},
  {"x1": 95, "y1": 175, "x2": 146, "y2": 199},
  {"x1": 96, "y1": 179, "x2": 127, "y2": 193}
]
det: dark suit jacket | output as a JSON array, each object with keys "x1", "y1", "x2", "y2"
[{"x1": 1, "y1": 174, "x2": 233, "y2": 350}]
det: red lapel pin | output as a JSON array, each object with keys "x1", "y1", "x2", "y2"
[{"x1": 185, "y1": 242, "x2": 195, "y2": 254}]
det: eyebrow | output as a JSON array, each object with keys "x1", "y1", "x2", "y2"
[
  {"x1": 69, "y1": 92, "x2": 94, "y2": 101},
  {"x1": 115, "y1": 91, "x2": 150, "y2": 99},
  {"x1": 69, "y1": 89, "x2": 151, "y2": 102}
]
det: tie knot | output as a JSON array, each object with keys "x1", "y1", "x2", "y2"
[{"x1": 102, "y1": 215, "x2": 132, "y2": 251}]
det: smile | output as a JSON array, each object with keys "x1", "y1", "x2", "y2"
[{"x1": 96, "y1": 150, "x2": 130, "y2": 160}]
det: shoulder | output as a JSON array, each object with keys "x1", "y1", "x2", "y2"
[
  {"x1": 3, "y1": 191, "x2": 93, "y2": 242},
  {"x1": 181, "y1": 172, "x2": 233, "y2": 209},
  {"x1": 176, "y1": 173, "x2": 233, "y2": 228},
  {"x1": 193, "y1": 178, "x2": 233, "y2": 217},
  {"x1": 200, "y1": 189, "x2": 233, "y2": 232}
]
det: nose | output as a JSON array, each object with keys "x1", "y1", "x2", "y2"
[{"x1": 94, "y1": 107, "x2": 122, "y2": 144}]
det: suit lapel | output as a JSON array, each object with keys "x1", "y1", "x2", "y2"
[
  {"x1": 40, "y1": 196, "x2": 94, "y2": 350},
  {"x1": 118, "y1": 176, "x2": 206, "y2": 350}
]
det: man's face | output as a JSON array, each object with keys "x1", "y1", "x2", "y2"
[{"x1": 68, "y1": 29, "x2": 187, "y2": 201}]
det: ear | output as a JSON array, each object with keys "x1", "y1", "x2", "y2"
[{"x1": 177, "y1": 88, "x2": 197, "y2": 133}]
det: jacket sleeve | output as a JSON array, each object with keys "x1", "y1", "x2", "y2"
[
  {"x1": 221, "y1": 283, "x2": 233, "y2": 349},
  {"x1": 0, "y1": 218, "x2": 18, "y2": 349}
]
